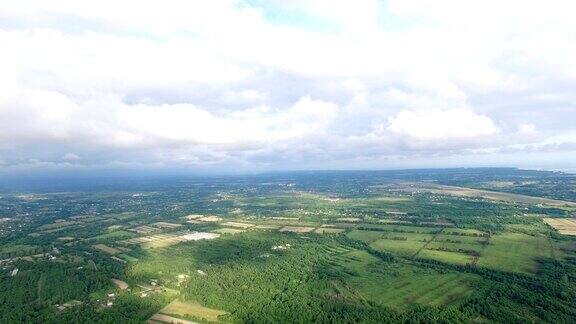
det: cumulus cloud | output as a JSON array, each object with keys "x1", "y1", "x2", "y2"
[
  {"x1": 0, "y1": 0, "x2": 575, "y2": 172},
  {"x1": 117, "y1": 96, "x2": 338, "y2": 145},
  {"x1": 62, "y1": 153, "x2": 80, "y2": 161},
  {"x1": 387, "y1": 109, "x2": 499, "y2": 140}
]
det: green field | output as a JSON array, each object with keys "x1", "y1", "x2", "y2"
[
  {"x1": 329, "y1": 250, "x2": 476, "y2": 307},
  {"x1": 369, "y1": 233, "x2": 434, "y2": 256},
  {"x1": 346, "y1": 229, "x2": 383, "y2": 243},
  {"x1": 477, "y1": 232, "x2": 552, "y2": 273},
  {"x1": 347, "y1": 225, "x2": 555, "y2": 273}
]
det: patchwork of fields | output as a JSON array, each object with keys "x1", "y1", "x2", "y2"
[{"x1": 2, "y1": 172, "x2": 576, "y2": 323}]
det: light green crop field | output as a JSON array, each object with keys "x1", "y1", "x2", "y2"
[
  {"x1": 346, "y1": 229, "x2": 383, "y2": 243},
  {"x1": 443, "y1": 228, "x2": 486, "y2": 236},
  {"x1": 434, "y1": 234, "x2": 485, "y2": 245},
  {"x1": 417, "y1": 249, "x2": 473, "y2": 265},
  {"x1": 89, "y1": 230, "x2": 137, "y2": 241},
  {"x1": 425, "y1": 239, "x2": 483, "y2": 250},
  {"x1": 370, "y1": 233, "x2": 433, "y2": 256},
  {"x1": 333, "y1": 251, "x2": 476, "y2": 307},
  {"x1": 358, "y1": 224, "x2": 440, "y2": 234},
  {"x1": 372, "y1": 272, "x2": 474, "y2": 307},
  {"x1": 477, "y1": 232, "x2": 552, "y2": 274},
  {"x1": 390, "y1": 225, "x2": 442, "y2": 234},
  {"x1": 117, "y1": 253, "x2": 139, "y2": 262}
]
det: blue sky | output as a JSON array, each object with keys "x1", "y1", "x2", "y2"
[{"x1": 0, "y1": 0, "x2": 575, "y2": 174}]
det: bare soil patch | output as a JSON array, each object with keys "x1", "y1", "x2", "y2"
[
  {"x1": 336, "y1": 217, "x2": 362, "y2": 222},
  {"x1": 148, "y1": 313, "x2": 198, "y2": 324},
  {"x1": 198, "y1": 216, "x2": 222, "y2": 222},
  {"x1": 222, "y1": 221, "x2": 254, "y2": 228},
  {"x1": 544, "y1": 218, "x2": 576, "y2": 235},
  {"x1": 158, "y1": 299, "x2": 227, "y2": 322},
  {"x1": 112, "y1": 278, "x2": 128, "y2": 290},
  {"x1": 152, "y1": 222, "x2": 183, "y2": 229},
  {"x1": 93, "y1": 244, "x2": 122, "y2": 255},
  {"x1": 280, "y1": 226, "x2": 315, "y2": 233},
  {"x1": 315, "y1": 228, "x2": 345, "y2": 234}
]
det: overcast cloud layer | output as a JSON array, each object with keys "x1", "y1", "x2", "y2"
[{"x1": 1, "y1": 0, "x2": 575, "y2": 174}]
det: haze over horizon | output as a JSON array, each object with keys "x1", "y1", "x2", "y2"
[{"x1": 1, "y1": 1, "x2": 576, "y2": 175}]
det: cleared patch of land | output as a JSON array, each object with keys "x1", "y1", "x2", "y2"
[
  {"x1": 152, "y1": 222, "x2": 183, "y2": 229},
  {"x1": 197, "y1": 216, "x2": 222, "y2": 222},
  {"x1": 347, "y1": 230, "x2": 384, "y2": 243},
  {"x1": 92, "y1": 244, "x2": 122, "y2": 255},
  {"x1": 401, "y1": 183, "x2": 576, "y2": 207},
  {"x1": 349, "y1": 224, "x2": 554, "y2": 273},
  {"x1": 159, "y1": 299, "x2": 227, "y2": 322},
  {"x1": 477, "y1": 232, "x2": 552, "y2": 274},
  {"x1": 349, "y1": 227, "x2": 486, "y2": 266},
  {"x1": 543, "y1": 218, "x2": 576, "y2": 235},
  {"x1": 129, "y1": 225, "x2": 160, "y2": 234},
  {"x1": 336, "y1": 217, "x2": 362, "y2": 222},
  {"x1": 118, "y1": 253, "x2": 139, "y2": 262},
  {"x1": 253, "y1": 224, "x2": 280, "y2": 230},
  {"x1": 221, "y1": 221, "x2": 254, "y2": 228},
  {"x1": 370, "y1": 233, "x2": 434, "y2": 256},
  {"x1": 314, "y1": 227, "x2": 345, "y2": 234},
  {"x1": 213, "y1": 228, "x2": 244, "y2": 234},
  {"x1": 89, "y1": 230, "x2": 136, "y2": 241},
  {"x1": 417, "y1": 249, "x2": 474, "y2": 265},
  {"x1": 332, "y1": 250, "x2": 475, "y2": 308},
  {"x1": 148, "y1": 313, "x2": 197, "y2": 324},
  {"x1": 279, "y1": 226, "x2": 315, "y2": 233},
  {"x1": 121, "y1": 231, "x2": 220, "y2": 249},
  {"x1": 111, "y1": 278, "x2": 128, "y2": 290}
]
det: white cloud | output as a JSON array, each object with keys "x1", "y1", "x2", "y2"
[
  {"x1": 518, "y1": 123, "x2": 536, "y2": 134},
  {"x1": 62, "y1": 153, "x2": 80, "y2": 161},
  {"x1": 117, "y1": 96, "x2": 338, "y2": 145},
  {"x1": 0, "y1": 0, "x2": 575, "y2": 171},
  {"x1": 387, "y1": 109, "x2": 499, "y2": 140}
]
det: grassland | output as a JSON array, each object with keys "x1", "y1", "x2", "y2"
[
  {"x1": 328, "y1": 250, "x2": 476, "y2": 307},
  {"x1": 477, "y1": 232, "x2": 552, "y2": 273},
  {"x1": 370, "y1": 233, "x2": 434, "y2": 256},
  {"x1": 346, "y1": 225, "x2": 554, "y2": 274}
]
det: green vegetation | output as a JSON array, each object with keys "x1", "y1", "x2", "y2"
[
  {"x1": 0, "y1": 169, "x2": 575, "y2": 322},
  {"x1": 478, "y1": 232, "x2": 552, "y2": 273}
]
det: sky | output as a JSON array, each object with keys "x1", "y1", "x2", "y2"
[{"x1": 0, "y1": 0, "x2": 575, "y2": 175}]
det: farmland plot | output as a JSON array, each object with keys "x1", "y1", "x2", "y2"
[
  {"x1": 93, "y1": 244, "x2": 122, "y2": 255},
  {"x1": 477, "y1": 232, "x2": 552, "y2": 274},
  {"x1": 121, "y1": 231, "x2": 220, "y2": 249},
  {"x1": 157, "y1": 299, "x2": 227, "y2": 322},
  {"x1": 543, "y1": 218, "x2": 576, "y2": 235},
  {"x1": 279, "y1": 226, "x2": 315, "y2": 233}
]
